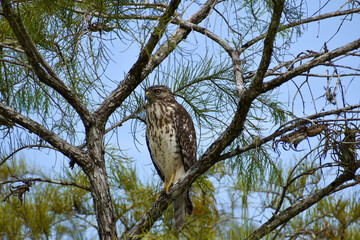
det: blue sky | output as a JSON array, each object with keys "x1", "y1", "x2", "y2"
[
  {"x1": 4, "y1": 1, "x2": 360, "y2": 235},
  {"x1": 13, "y1": 0, "x2": 360, "y2": 200}
]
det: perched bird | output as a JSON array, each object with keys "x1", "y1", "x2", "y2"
[{"x1": 145, "y1": 85, "x2": 196, "y2": 231}]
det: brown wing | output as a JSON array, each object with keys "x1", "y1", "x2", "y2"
[
  {"x1": 146, "y1": 132, "x2": 165, "y2": 182},
  {"x1": 174, "y1": 103, "x2": 197, "y2": 172}
]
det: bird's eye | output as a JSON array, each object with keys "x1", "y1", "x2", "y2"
[{"x1": 154, "y1": 89, "x2": 161, "y2": 95}]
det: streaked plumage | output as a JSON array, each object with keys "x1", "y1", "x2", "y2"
[{"x1": 145, "y1": 85, "x2": 196, "y2": 231}]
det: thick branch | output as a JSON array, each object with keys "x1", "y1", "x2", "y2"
[
  {"x1": 0, "y1": 103, "x2": 88, "y2": 168},
  {"x1": 1, "y1": 0, "x2": 92, "y2": 127}
]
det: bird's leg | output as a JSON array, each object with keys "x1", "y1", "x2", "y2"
[
  {"x1": 165, "y1": 169, "x2": 177, "y2": 194},
  {"x1": 163, "y1": 178, "x2": 168, "y2": 193}
]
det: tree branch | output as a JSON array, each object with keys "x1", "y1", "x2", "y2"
[
  {"x1": 174, "y1": 18, "x2": 245, "y2": 95},
  {"x1": 0, "y1": 103, "x2": 89, "y2": 168},
  {"x1": 245, "y1": 169, "x2": 358, "y2": 240},
  {"x1": 0, "y1": 144, "x2": 58, "y2": 166},
  {"x1": 94, "y1": 0, "x2": 218, "y2": 125},
  {"x1": 240, "y1": 7, "x2": 360, "y2": 52},
  {"x1": 250, "y1": 0, "x2": 285, "y2": 88},
  {"x1": 262, "y1": 38, "x2": 360, "y2": 93},
  {"x1": 1, "y1": 0, "x2": 92, "y2": 127},
  {"x1": 219, "y1": 103, "x2": 360, "y2": 161}
]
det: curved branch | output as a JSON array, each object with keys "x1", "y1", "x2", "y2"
[
  {"x1": 0, "y1": 144, "x2": 58, "y2": 166},
  {"x1": 219, "y1": 103, "x2": 360, "y2": 161},
  {"x1": 1, "y1": 0, "x2": 92, "y2": 127},
  {"x1": 174, "y1": 17, "x2": 245, "y2": 95},
  {"x1": 0, "y1": 103, "x2": 89, "y2": 168}
]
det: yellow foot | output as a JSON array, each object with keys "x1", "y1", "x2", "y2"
[{"x1": 164, "y1": 169, "x2": 177, "y2": 194}]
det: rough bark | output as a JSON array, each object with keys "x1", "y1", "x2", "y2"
[
  {"x1": 85, "y1": 122, "x2": 118, "y2": 239},
  {"x1": 86, "y1": 164, "x2": 117, "y2": 239}
]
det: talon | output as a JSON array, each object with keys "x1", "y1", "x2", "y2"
[{"x1": 165, "y1": 169, "x2": 177, "y2": 194}]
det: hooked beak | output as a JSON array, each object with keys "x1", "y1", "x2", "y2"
[{"x1": 145, "y1": 91, "x2": 150, "y2": 100}]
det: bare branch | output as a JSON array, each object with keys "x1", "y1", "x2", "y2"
[
  {"x1": 0, "y1": 144, "x2": 58, "y2": 166},
  {"x1": 262, "y1": 38, "x2": 360, "y2": 93},
  {"x1": 0, "y1": 57, "x2": 32, "y2": 69},
  {"x1": 0, "y1": 103, "x2": 89, "y2": 168},
  {"x1": 219, "y1": 104, "x2": 360, "y2": 161}
]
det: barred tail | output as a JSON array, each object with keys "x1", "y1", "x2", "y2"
[
  {"x1": 174, "y1": 189, "x2": 193, "y2": 231},
  {"x1": 174, "y1": 192, "x2": 186, "y2": 231}
]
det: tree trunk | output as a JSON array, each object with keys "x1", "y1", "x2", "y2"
[
  {"x1": 87, "y1": 165, "x2": 117, "y2": 239},
  {"x1": 85, "y1": 125, "x2": 117, "y2": 239}
]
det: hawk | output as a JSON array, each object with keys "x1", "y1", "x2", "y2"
[{"x1": 145, "y1": 85, "x2": 196, "y2": 231}]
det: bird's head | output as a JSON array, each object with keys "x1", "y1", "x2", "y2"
[{"x1": 145, "y1": 85, "x2": 174, "y2": 103}]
